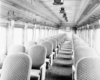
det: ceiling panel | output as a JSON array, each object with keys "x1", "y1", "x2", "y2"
[{"x1": 39, "y1": 0, "x2": 82, "y2": 26}]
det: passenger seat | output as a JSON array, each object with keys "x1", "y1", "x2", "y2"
[
  {"x1": 0, "y1": 53, "x2": 32, "y2": 80},
  {"x1": 40, "y1": 41, "x2": 53, "y2": 68},
  {"x1": 28, "y1": 45, "x2": 47, "y2": 80}
]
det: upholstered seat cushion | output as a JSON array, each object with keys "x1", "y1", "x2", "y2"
[
  {"x1": 30, "y1": 69, "x2": 40, "y2": 78},
  {"x1": 59, "y1": 50, "x2": 73, "y2": 55},
  {"x1": 76, "y1": 57, "x2": 100, "y2": 80}
]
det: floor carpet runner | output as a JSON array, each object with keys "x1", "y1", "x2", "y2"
[{"x1": 45, "y1": 53, "x2": 72, "y2": 80}]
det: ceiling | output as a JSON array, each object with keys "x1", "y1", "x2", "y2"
[
  {"x1": 39, "y1": 0, "x2": 82, "y2": 27},
  {"x1": 1, "y1": 0, "x2": 100, "y2": 28}
]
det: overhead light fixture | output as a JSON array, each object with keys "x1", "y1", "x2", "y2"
[
  {"x1": 62, "y1": 12, "x2": 68, "y2": 22},
  {"x1": 60, "y1": 7, "x2": 65, "y2": 13},
  {"x1": 65, "y1": 16, "x2": 68, "y2": 22},
  {"x1": 53, "y1": 0, "x2": 64, "y2": 5},
  {"x1": 65, "y1": 16, "x2": 67, "y2": 19},
  {"x1": 63, "y1": 13, "x2": 66, "y2": 18}
]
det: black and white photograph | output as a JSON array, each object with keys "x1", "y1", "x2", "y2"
[{"x1": 0, "y1": 0, "x2": 100, "y2": 80}]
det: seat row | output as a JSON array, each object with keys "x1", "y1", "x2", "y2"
[
  {"x1": 0, "y1": 33, "x2": 67, "y2": 80},
  {"x1": 72, "y1": 34, "x2": 100, "y2": 80}
]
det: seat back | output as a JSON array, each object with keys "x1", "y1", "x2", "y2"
[
  {"x1": 36, "y1": 39, "x2": 44, "y2": 44},
  {"x1": 1, "y1": 53, "x2": 32, "y2": 80},
  {"x1": 25, "y1": 41, "x2": 37, "y2": 53},
  {"x1": 48, "y1": 39, "x2": 57, "y2": 52},
  {"x1": 76, "y1": 57, "x2": 100, "y2": 80},
  {"x1": 53, "y1": 38, "x2": 59, "y2": 48},
  {"x1": 74, "y1": 47, "x2": 98, "y2": 66},
  {"x1": 28, "y1": 45, "x2": 46, "y2": 69},
  {"x1": 8, "y1": 44, "x2": 25, "y2": 55},
  {"x1": 74, "y1": 42, "x2": 88, "y2": 48},
  {"x1": 40, "y1": 41, "x2": 53, "y2": 58}
]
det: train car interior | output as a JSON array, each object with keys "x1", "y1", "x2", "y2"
[{"x1": 0, "y1": 0, "x2": 100, "y2": 80}]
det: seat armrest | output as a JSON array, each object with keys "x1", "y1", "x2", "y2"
[
  {"x1": 50, "y1": 53, "x2": 54, "y2": 66},
  {"x1": 55, "y1": 48, "x2": 58, "y2": 57},
  {"x1": 56, "y1": 48, "x2": 59, "y2": 54},
  {"x1": 50, "y1": 53, "x2": 53, "y2": 58},
  {"x1": 0, "y1": 62, "x2": 3, "y2": 69},
  {"x1": 72, "y1": 65, "x2": 76, "y2": 80},
  {"x1": 52, "y1": 52, "x2": 55, "y2": 59},
  {"x1": 52, "y1": 52, "x2": 55, "y2": 55},
  {"x1": 0, "y1": 56, "x2": 6, "y2": 69},
  {"x1": 58, "y1": 45, "x2": 61, "y2": 50},
  {"x1": 40, "y1": 63, "x2": 46, "y2": 70},
  {"x1": 46, "y1": 58, "x2": 50, "y2": 62},
  {"x1": 40, "y1": 63, "x2": 46, "y2": 80}
]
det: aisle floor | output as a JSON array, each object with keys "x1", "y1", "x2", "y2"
[{"x1": 45, "y1": 52, "x2": 72, "y2": 80}]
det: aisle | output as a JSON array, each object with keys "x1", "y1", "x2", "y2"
[{"x1": 45, "y1": 44, "x2": 73, "y2": 80}]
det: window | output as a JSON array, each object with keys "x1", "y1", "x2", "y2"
[
  {"x1": 44, "y1": 29, "x2": 46, "y2": 38},
  {"x1": 41, "y1": 29, "x2": 44, "y2": 39},
  {"x1": 93, "y1": 28, "x2": 100, "y2": 54},
  {"x1": 46, "y1": 29, "x2": 49, "y2": 37},
  {"x1": 90, "y1": 29, "x2": 93, "y2": 47},
  {"x1": 0, "y1": 26, "x2": 7, "y2": 58},
  {"x1": 58, "y1": 29, "x2": 66, "y2": 34},
  {"x1": 83, "y1": 30, "x2": 85, "y2": 41},
  {"x1": 27, "y1": 28, "x2": 33, "y2": 41},
  {"x1": 13, "y1": 27, "x2": 23, "y2": 44},
  {"x1": 49, "y1": 29, "x2": 51, "y2": 36},
  {"x1": 39, "y1": 28, "x2": 42, "y2": 39},
  {"x1": 35, "y1": 29, "x2": 40, "y2": 40},
  {"x1": 81, "y1": 30, "x2": 84, "y2": 39},
  {"x1": 86, "y1": 29, "x2": 89, "y2": 43},
  {"x1": 92, "y1": 28, "x2": 96, "y2": 48}
]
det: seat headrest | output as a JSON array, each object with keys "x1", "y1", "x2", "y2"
[
  {"x1": 36, "y1": 39, "x2": 44, "y2": 44},
  {"x1": 8, "y1": 45, "x2": 25, "y2": 55},
  {"x1": 25, "y1": 41, "x2": 37, "y2": 53},
  {"x1": 48, "y1": 39, "x2": 57, "y2": 50},
  {"x1": 74, "y1": 47, "x2": 98, "y2": 66},
  {"x1": 40, "y1": 41, "x2": 53, "y2": 58}
]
